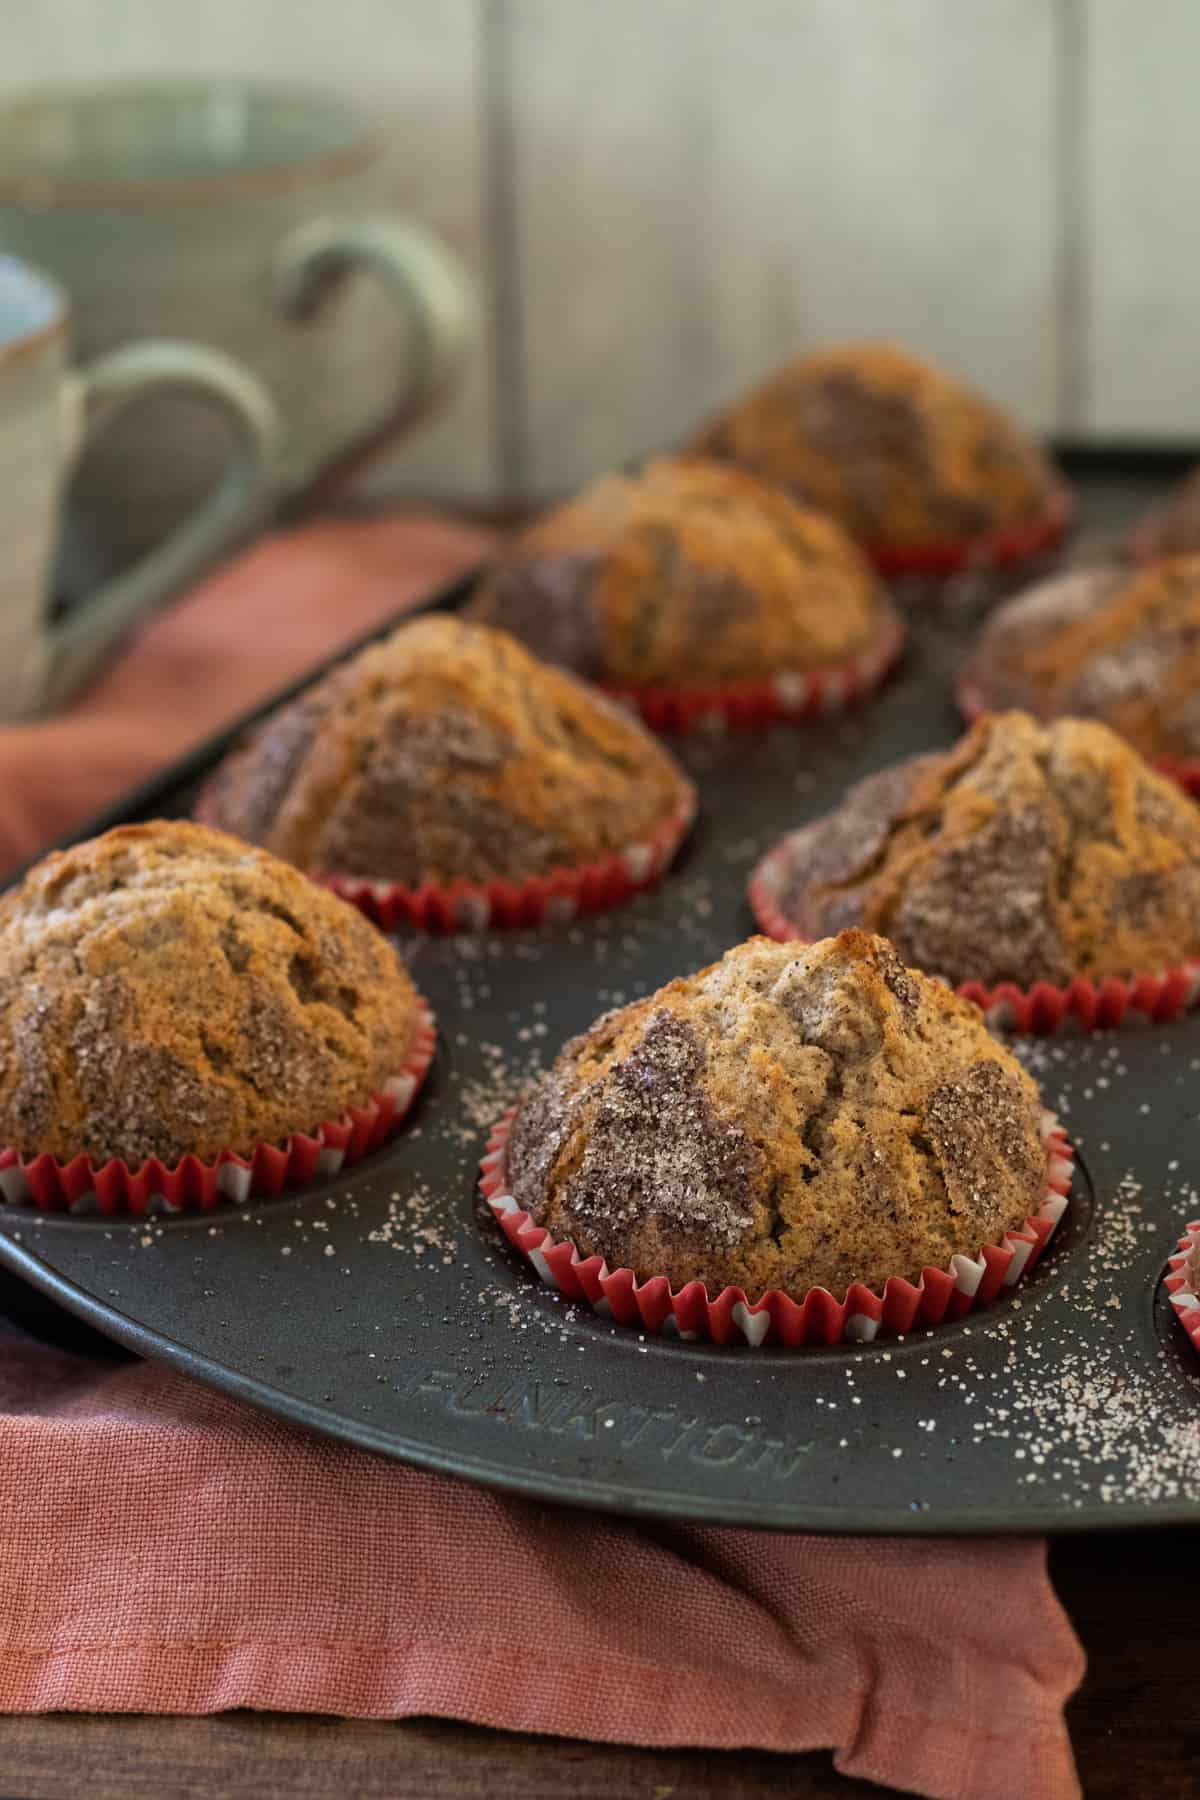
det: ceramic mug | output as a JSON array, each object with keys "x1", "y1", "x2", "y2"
[
  {"x1": 0, "y1": 254, "x2": 281, "y2": 718},
  {"x1": 0, "y1": 81, "x2": 474, "y2": 562}
]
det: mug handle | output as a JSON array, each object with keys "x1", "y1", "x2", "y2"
[
  {"x1": 39, "y1": 340, "x2": 284, "y2": 714},
  {"x1": 272, "y1": 216, "x2": 474, "y2": 503}
]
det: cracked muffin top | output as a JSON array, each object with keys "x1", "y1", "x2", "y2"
[
  {"x1": 468, "y1": 455, "x2": 897, "y2": 687},
  {"x1": 960, "y1": 558, "x2": 1200, "y2": 762},
  {"x1": 0, "y1": 821, "x2": 421, "y2": 1166},
  {"x1": 201, "y1": 616, "x2": 693, "y2": 884},
  {"x1": 503, "y1": 930, "x2": 1048, "y2": 1298},
  {"x1": 755, "y1": 712, "x2": 1200, "y2": 989},
  {"x1": 689, "y1": 341, "x2": 1065, "y2": 556}
]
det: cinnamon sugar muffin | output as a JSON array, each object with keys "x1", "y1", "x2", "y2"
[
  {"x1": 1129, "y1": 465, "x2": 1200, "y2": 561},
  {"x1": 0, "y1": 821, "x2": 422, "y2": 1166},
  {"x1": 201, "y1": 616, "x2": 694, "y2": 887},
  {"x1": 960, "y1": 558, "x2": 1200, "y2": 764},
  {"x1": 502, "y1": 930, "x2": 1048, "y2": 1298},
  {"x1": 468, "y1": 455, "x2": 900, "y2": 694},
  {"x1": 690, "y1": 342, "x2": 1068, "y2": 567},
  {"x1": 752, "y1": 712, "x2": 1200, "y2": 990}
]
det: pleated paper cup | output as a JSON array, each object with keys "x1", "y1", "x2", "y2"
[
  {"x1": 480, "y1": 1106, "x2": 1073, "y2": 1349},
  {"x1": 196, "y1": 782, "x2": 696, "y2": 934},
  {"x1": 1148, "y1": 754, "x2": 1200, "y2": 801},
  {"x1": 0, "y1": 997, "x2": 436, "y2": 1217},
  {"x1": 319, "y1": 790, "x2": 696, "y2": 933},
  {"x1": 1164, "y1": 1221, "x2": 1200, "y2": 1360},
  {"x1": 601, "y1": 612, "x2": 906, "y2": 734},
  {"x1": 748, "y1": 839, "x2": 1200, "y2": 1034},
  {"x1": 865, "y1": 487, "x2": 1074, "y2": 580}
]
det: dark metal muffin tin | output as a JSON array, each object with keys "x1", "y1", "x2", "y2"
[{"x1": 3, "y1": 458, "x2": 1199, "y2": 1534}]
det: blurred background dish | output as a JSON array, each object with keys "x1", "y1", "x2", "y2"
[
  {"x1": 0, "y1": 252, "x2": 282, "y2": 716},
  {"x1": 0, "y1": 79, "x2": 474, "y2": 570}
]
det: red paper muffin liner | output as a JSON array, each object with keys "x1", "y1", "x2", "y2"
[
  {"x1": 1165, "y1": 1222, "x2": 1200, "y2": 1361},
  {"x1": 480, "y1": 1108, "x2": 1073, "y2": 1348},
  {"x1": 747, "y1": 840, "x2": 1200, "y2": 1034},
  {"x1": 0, "y1": 996, "x2": 436, "y2": 1217},
  {"x1": 957, "y1": 678, "x2": 1200, "y2": 799},
  {"x1": 600, "y1": 612, "x2": 906, "y2": 733},
  {"x1": 317, "y1": 791, "x2": 697, "y2": 932},
  {"x1": 864, "y1": 486, "x2": 1074, "y2": 579},
  {"x1": 1148, "y1": 754, "x2": 1200, "y2": 800}
]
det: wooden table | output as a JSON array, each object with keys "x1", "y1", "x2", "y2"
[{"x1": 1, "y1": 1529, "x2": 1194, "y2": 1800}]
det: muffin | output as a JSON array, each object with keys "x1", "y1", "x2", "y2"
[
  {"x1": 199, "y1": 616, "x2": 696, "y2": 928},
  {"x1": 1129, "y1": 465, "x2": 1200, "y2": 561},
  {"x1": 488, "y1": 931, "x2": 1060, "y2": 1329},
  {"x1": 0, "y1": 821, "x2": 429, "y2": 1182},
  {"x1": 750, "y1": 712, "x2": 1200, "y2": 1009},
  {"x1": 959, "y1": 558, "x2": 1200, "y2": 772},
  {"x1": 468, "y1": 455, "x2": 903, "y2": 725},
  {"x1": 689, "y1": 341, "x2": 1070, "y2": 573}
]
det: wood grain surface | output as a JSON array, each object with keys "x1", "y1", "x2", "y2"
[{"x1": 0, "y1": 1530, "x2": 1194, "y2": 1800}]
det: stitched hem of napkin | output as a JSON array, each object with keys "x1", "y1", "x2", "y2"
[
  {"x1": 0, "y1": 1638, "x2": 1079, "y2": 1800},
  {"x1": 838, "y1": 1705, "x2": 1082, "y2": 1800}
]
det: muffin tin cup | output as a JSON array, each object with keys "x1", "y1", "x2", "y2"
[
  {"x1": 747, "y1": 847, "x2": 1200, "y2": 1034},
  {"x1": 1164, "y1": 1221, "x2": 1200, "y2": 1360},
  {"x1": 956, "y1": 679, "x2": 1200, "y2": 800},
  {"x1": 313, "y1": 792, "x2": 697, "y2": 933},
  {"x1": 480, "y1": 1107, "x2": 1073, "y2": 1349},
  {"x1": 600, "y1": 613, "x2": 906, "y2": 734},
  {"x1": 863, "y1": 486, "x2": 1074, "y2": 580},
  {"x1": 0, "y1": 997, "x2": 437, "y2": 1217}
]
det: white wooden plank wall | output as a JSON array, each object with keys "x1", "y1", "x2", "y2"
[
  {"x1": 0, "y1": 0, "x2": 1196, "y2": 501},
  {"x1": 502, "y1": 0, "x2": 1064, "y2": 493},
  {"x1": 1082, "y1": 0, "x2": 1200, "y2": 440}
]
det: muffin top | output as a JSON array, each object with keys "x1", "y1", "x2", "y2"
[
  {"x1": 469, "y1": 455, "x2": 896, "y2": 687},
  {"x1": 960, "y1": 557, "x2": 1200, "y2": 762},
  {"x1": 504, "y1": 930, "x2": 1048, "y2": 1299},
  {"x1": 201, "y1": 616, "x2": 693, "y2": 884},
  {"x1": 690, "y1": 341, "x2": 1064, "y2": 553},
  {"x1": 757, "y1": 712, "x2": 1200, "y2": 989},
  {"x1": 1130, "y1": 465, "x2": 1200, "y2": 561},
  {"x1": 0, "y1": 821, "x2": 420, "y2": 1166}
]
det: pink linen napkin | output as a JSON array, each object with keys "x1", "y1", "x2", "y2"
[{"x1": 0, "y1": 515, "x2": 1085, "y2": 1800}]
